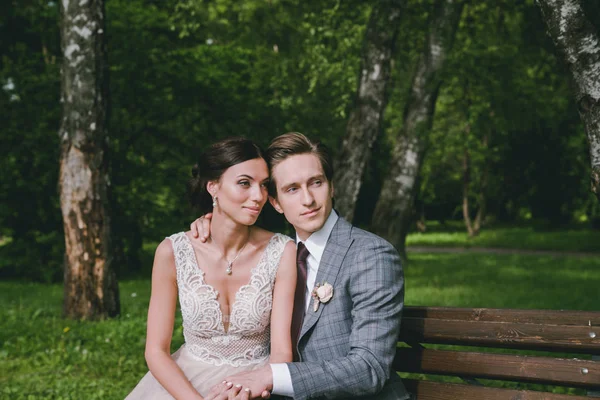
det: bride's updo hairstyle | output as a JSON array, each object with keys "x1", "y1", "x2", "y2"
[{"x1": 188, "y1": 137, "x2": 265, "y2": 213}]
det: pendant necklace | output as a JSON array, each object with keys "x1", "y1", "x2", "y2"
[{"x1": 212, "y1": 229, "x2": 250, "y2": 275}]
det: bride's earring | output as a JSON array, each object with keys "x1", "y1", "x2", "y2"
[{"x1": 212, "y1": 196, "x2": 218, "y2": 207}]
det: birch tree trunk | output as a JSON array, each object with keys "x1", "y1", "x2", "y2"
[
  {"x1": 333, "y1": 0, "x2": 403, "y2": 222},
  {"x1": 59, "y1": 0, "x2": 119, "y2": 319},
  {"x1": 371, "y1": 0, "x2": 464, "y2": 259},
  {"x1": 536, "y1": 0, "x2": 600, "y2": 202}
]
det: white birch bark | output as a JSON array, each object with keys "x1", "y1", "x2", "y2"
[
  {"x1": 537, "y1": 0, "x2": 600, "y2": 201},
  {"x1": 333, "y1": 0, "x2": 403, "y2": 222},
  {"x1": 372, "y1": 0, "x2": 464, "y2": 258},
  {"x1": 59, "y1": 0, "x2": 119, "y2": 319}
]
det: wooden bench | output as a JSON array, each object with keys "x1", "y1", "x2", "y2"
[{"x1": 394, "y1": 306, "x2": 600, "y2": 399}]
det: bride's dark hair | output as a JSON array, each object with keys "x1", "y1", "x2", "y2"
[{"x1": 188, "y1": 137, "x2": 265, "y2": 213}]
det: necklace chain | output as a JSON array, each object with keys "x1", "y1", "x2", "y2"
[{"x1": 212, "y1": 229, "x2": 251, "y2": 275}]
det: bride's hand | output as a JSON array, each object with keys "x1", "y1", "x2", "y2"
[
  {"x1": 203, "y1": 381, "x2": 251, "y2": 400},
  {"x1": 190, "y1": 213, "x2": 213, "y2": 242},
  {"x1": 223, "y1": 367, "x2": 272, "y2": 399}
]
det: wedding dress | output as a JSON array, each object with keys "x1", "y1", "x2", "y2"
[{"x1": 126, "y1": 232, "x2": 291, "y2": 399}]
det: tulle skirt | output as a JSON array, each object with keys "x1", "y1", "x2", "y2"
[{"x1": 125, "y1": 345, "x2": 269, "y2": 399}]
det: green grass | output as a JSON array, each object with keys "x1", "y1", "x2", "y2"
[
  {"x1": 0, "y1": 280, "x2": 180, "y2": 400},
  {"x1": 406, "y1": 225, "x2": 600, "y2": 252},
  {"x1": 2, "y1": 252, "x2": 600, "y2": 399},
  {"x1": 405, "y1": 253, "x2": 600, "y2": 309}
]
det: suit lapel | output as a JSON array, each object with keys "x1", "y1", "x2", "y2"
[{"x1": 299, "y1": 217, "x2": 353, "y2": 339}]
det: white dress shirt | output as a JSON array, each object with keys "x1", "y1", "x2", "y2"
[{"x1": 271, "y1": 210, "x2": 339, "y2": 397}]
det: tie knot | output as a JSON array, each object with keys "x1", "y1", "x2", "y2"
[{"x1": 297, "y1": 242, "x2": 310, "y2": 264}]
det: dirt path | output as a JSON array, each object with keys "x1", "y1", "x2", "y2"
[{"x1": 407, "y1": 246, "x2": 600, "y2": 258}]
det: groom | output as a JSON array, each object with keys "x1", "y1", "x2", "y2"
[{"x1": 195, "y1": 133, "x2": 409, "y2": 400}]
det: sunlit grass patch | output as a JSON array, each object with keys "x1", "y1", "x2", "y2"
[
  {"x1": 406, "y1": 226, "x2": 600, "y2": 252},
  {"x1": 405, "y1": 253, "x2": 600, "y2": 310}
]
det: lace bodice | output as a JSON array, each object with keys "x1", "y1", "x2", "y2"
[{"x1": 168, "y1": 232, "x2": 291, "y2": 367}]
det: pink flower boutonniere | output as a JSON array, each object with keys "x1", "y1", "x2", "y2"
[{"x1": 311, "y1": 282, "x2": 334, "y2": 312}]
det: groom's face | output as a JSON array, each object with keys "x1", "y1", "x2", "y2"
[{"x1": 269, "y1": 153, "x2": 334, "y2": 241}]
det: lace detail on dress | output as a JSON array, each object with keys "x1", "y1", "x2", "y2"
[{"x1": 167, "y1": 232, "x2": 291, "y2": 367}]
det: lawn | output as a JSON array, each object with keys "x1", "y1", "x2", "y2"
[
  {"x1": 405, "y1": 252, "x2": 600, "y2": 309},
  {"x1": 2, "y1": 252, "x2": 600, "y2": 399},
  {"x1": 406, "y1": 224, "x2": 600, "y2": 253},
  {"x1": 0, "y1": 281, "x2": 158, "y2": 399}
]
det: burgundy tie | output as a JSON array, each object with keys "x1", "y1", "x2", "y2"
[{"x1": 291, "y1": 242, "x2": 309, "y2": 361}]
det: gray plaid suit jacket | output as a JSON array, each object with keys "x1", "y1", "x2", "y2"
[{"x1": 286, "y1": 217, "x2": 409, "y2": 400}]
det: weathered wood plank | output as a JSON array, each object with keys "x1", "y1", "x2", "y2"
[
  {"x1": 395, "y1": 348, "x2": 600, "y2": 388},
  {"x1": 404, "y1": 307, "x2": 600, "y2": 326},
  {"x1": 402, "y1": 379, "x2": 591, "y2": 400},
  {"x1": 399, "y1": 318, "x2": 600, "y2": 354}
]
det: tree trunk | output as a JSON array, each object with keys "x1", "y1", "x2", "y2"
[
  {"x1": 462, "y1": 126, "x2": 475, "y2": 237},
  {"x1": 371, "y1": 0, "x2": 464, "y2": 259},
  {"x1": 415, "y1": 202, "x2": 427, "y2": 233},
  {"x1": 473, "y1": 186, "x2": 486, "y2": 234},
  {"x1": 461, "y1": 127, "x2": 489, "y2": 237},
  {"x1": 473, "y1": 132, "x2": 489, "y2": 234},
  {"x1": 333, "y1": 0, "x2": 403, "y2": 222},
  {"x1": 59, "y1": 0, "x2": 119, "y2": 319},
  {"x1": 536, "y1": 0, "x2": 600, "y2": 202}
]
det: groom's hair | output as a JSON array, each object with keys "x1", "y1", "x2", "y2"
[{"x1": 265, "y1": 132, "x2": 333, "y2": 198}]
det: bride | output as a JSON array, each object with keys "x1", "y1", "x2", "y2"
[{"x1": 126, "y1": 137, "x2": 296, "y2": 400}]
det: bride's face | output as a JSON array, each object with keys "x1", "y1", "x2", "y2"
[{"x1": 208, "y1": 158, "x2": 270, "y2": 226}]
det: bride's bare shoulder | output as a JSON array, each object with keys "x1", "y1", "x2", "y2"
[{"x1": 251, "y1": 226, "x2": 280, "y2": 245}]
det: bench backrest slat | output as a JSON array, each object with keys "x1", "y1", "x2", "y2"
[
  {"x1": 395, "y1": 347, "x2": 600, "y2": 388},
  {"x1": 403, "y1": 379, "x2": 593, "y2": 400},
  {"x1": 404, "y1": 307, "x2": 600, "y2": 326},
  {"x1": 400, "y1": 317, "x2": 600, "y2": 354}
]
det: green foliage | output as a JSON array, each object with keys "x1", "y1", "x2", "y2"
[
  {"x1": 1, "y1": 0, "x2": 598, "y2": 282},
  {"x1": 0, "y1": 1, "x2": 63, "y2": 282},
  {"x1": 415, "y1": 0, "x2": 592, "y2": 226},
  {"x1": 105, "y1": 0, "x2": 368, "y2": 277},
  {"x1": 1, "y1": 0, "x2": 370, "y2": 281}
]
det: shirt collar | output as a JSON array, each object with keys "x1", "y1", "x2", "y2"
[{"x1": 296, "y1": 210, "x2": 338, "y2": 263}]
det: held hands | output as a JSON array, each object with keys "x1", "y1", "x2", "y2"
[
  {"x1": 224, "y1": 367, "x2": 273, "y2": 399},
  {"x1": 203, "y1": 381, "x2": 251, "y2": 400},
  {"x1": 190, "y1": 213, "x2": 213, "y2": 242},
  {"x1": 205, "y1": 367, "x2": 273, "y2": 400}
]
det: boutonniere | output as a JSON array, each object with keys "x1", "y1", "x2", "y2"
[{"x1": 311, "y1": 282, "x2": 334, "y2": 312}]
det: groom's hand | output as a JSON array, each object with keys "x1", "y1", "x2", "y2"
[
  {"x1": 224, "y1": 366, "x2": 273, "y2": 399},
  {"x1": 190, "y1": 213, "x2": 212, "y2": 242}
]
